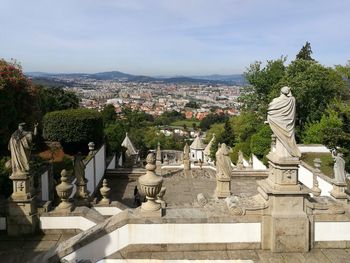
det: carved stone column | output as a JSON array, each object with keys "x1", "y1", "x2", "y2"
[{"x1": 139, "y1": 153, "x2": 163, "y2": 217}]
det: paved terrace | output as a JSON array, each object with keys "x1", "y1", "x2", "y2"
[
  {"x1": 106, "y1": 169, "x2": 261, "y2": 208},
  {"x1": 0, "y1": 233, "x2": 75, "y2": 263},
  {"x1": 2, "y1": 169, "x2": 350, "y2": 262}
]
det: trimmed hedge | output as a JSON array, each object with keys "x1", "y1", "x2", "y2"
[{"x1": 43, "y1": 109, "x2": 103, "y2": 153}]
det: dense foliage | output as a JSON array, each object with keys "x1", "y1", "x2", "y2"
[
  {"x1": 237, "y1": 42, "x2": 349, "y2": 167},
  {"x1": 303, "y1": 101, "x2": 350, "y2": 170},
  {"x1": 199, "y1": 113, "x2": 229, "y2": 131},
  {"x1": 38, "y1": 86, "x2": 79, "y2": 115},
  {"x1": 104, "y1": 108, "x2": 187, "y2": 158},
  {"x1": 0, "y1": 59, "x2": 40, "y2": 154},
  {"x1": 43, "y1": 109, "x2": 103, "y2": 154}
]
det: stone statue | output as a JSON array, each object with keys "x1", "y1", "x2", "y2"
[
  {"x1": 267, "y1": 86, "x2": 301, "y2": 158},
  {"x1": 183, "y1": 143, "x2": 190, "y2": 160},
  {"x1": 215, "y1": 143, "x2": 232, "y2": 179},
  {"x1": 332, "y1": 150, "x2": 347, "y2": 184},
  {"x1": 8, "y1": 123, "x2": 37, "y2": 175},
  {"x1": 74, "y1": 152, "x2": 86, "y2": 184},
  {"x1": 237, "y1": 150, "x2": 244, "y2": 170}
]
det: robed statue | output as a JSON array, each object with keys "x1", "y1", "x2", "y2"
[
  {"x1": 8, "y1": 123, "x2": 37, "y2": 175},
  {"x1": 215, "y1": 143, "x2": 232, "y2": 179},
  {"x1": 267, "y1": 86, "x2": 301, "y2": 158},
  {"x1": 74, "y1": 152, "x2": 86, "y2": 185},
  {"x1": 332, "y1": 150, "x2": 347, "y2": 184}
]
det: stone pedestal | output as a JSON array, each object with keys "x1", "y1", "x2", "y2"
[
  {"x1": 215, "y1": 177, "x2": 231, "y2": 198},
  {"x1": 259, "y1": 152, "x2": 310, "y2": 252},
  {"x1": 7, "y1": 173, "x2": 38, "y2": 235},
  {"x1": 330, "y1": 182, "x2": 348, "y2": 204}
]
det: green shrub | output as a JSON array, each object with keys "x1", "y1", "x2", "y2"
[{"x1": 43, "y1": 109, "x2": 103, "y2": 154}]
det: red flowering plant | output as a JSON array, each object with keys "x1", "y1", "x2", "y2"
[
  {"x1": 0, "y1": 59, "x2": 32, "y2": 92},
  {"x1": 0, "y1": 59, "x2": 40, "y2": 152}
]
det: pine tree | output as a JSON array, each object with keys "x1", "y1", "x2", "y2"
[
  {"x1": 296, "y1": 41, "x2": 315, "y2": 61},
  {"x1": 220, "y1": 120, "x2": 235, "y2": 147}
]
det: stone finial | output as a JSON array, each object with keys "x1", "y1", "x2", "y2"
[
  {"x1": 99, "y1": 179, "x2": 111, "y2": 205},
  {"x1": 88, "y1": 142, "x2": 95, "y2": 156},
  {"x1": 56, "y1": 169, "x2": 74, "y2": 211},
  {"x1": 248, "y1": 156, "x2": 253, "y2": 167},
  {"x1": 311, "y1": 158, "x2": 321, "y2": 197},
  {"x1": 139, "y1": 152, "x2": 163, "y2": 215},
  {"x1": 156, "y1": 142, "x2": 161, "y2": 161},
  {"x1": 156, "y1": 142, "x2": 162, "y2": 175}
]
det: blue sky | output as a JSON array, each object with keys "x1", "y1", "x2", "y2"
[{"x1": 0, "y1": 0, "x2": 349, "y2": 75}]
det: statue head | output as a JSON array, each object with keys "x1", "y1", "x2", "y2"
[
  {"x1": 18, "y1": 122, "x2": 25, "y2": 132},
  {"x1": 280, "y1": 86, "x2": 291, "y2": 96},
  {"x1": 220, "y1": 143, "x2": 231, "y2": 155}
]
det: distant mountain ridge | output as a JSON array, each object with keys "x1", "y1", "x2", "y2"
[{"x1": 26, "y1": 70, "x2": 246, "y2": 85}]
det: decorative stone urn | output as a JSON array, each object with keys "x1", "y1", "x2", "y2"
[
  {"x1": 139, "y1": 152, "x2": 163, "y2": 215},
  {"x1": 56, "y1": 169, "x2": 74, "y2": 211},
  {"x1": 100, "y1": 179, "x2": 111, "y2": 205}
]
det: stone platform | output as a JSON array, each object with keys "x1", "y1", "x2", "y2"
[{"x1": 106, "y1": 170, "x2": 261, "y2": 208}]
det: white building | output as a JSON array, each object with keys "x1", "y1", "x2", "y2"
[{"x1": 190, "y1": 135, "x2": 205, "y2": 162}]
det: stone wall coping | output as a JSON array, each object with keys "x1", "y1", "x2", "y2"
[
  {"x1": 43, "y1": 208, "x2": 262, "y2": 261},
  {"x1": 41, "y1": 206, "x2": 105, "y2": 224}
]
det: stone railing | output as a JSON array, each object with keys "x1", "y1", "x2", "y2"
[
  {"x1": 85, "y1": 144, "x2": 106, "y2": 195},
  {"x1": 299, "y1": 160, "x2": 333, "y2": 197}
]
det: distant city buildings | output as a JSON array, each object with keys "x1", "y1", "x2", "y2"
[{"x1": 60, "y1": 78, "x2": 241, "y2": 119}]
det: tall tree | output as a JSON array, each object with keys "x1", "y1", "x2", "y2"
[
  {"x1": 220, "y1": 119, "x2": 235, "y2": 147},
  {"x1": 296, "y1": 41, "x2": 315, "y2": 61},
  {"x1": 101, "y1": 104, "x2": 116, "y2": 126},
  {"x1": 240, "y1": 58, "x2": 286, "y2": 117}
]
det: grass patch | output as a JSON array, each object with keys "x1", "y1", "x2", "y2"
[
  {"x1": 170, "y1": 119, "x2": 200, "y2": 127},
  {"x1": 301, "y1": 152, "x2": 334, "y2": 178}
]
